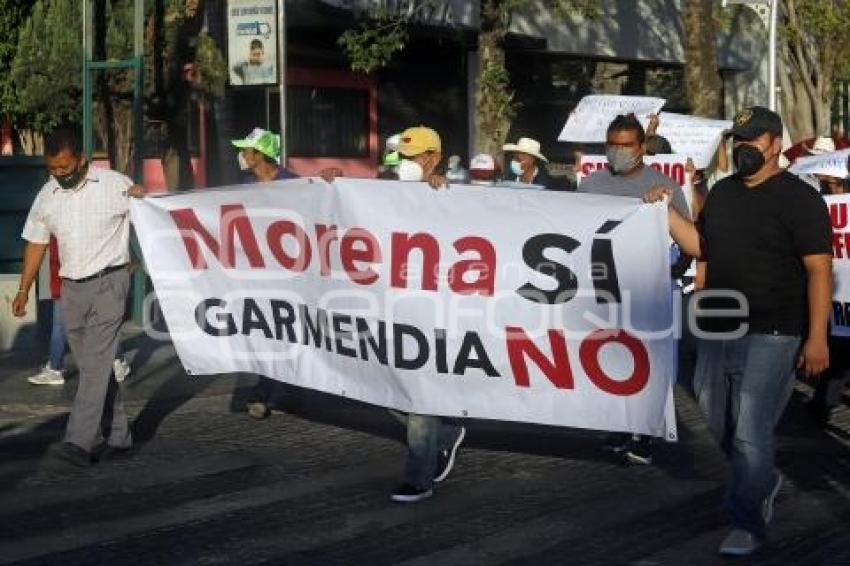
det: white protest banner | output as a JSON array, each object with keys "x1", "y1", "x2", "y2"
[
  {"x1": 558, "y1": 95, "x2": 666, "y2": 143},
  {"x1": 647, "y1": 113, "x2": 732, "y2": 169},
  {"x1": 577, "y1": 154, "x2": 695, "y2": 216},
  {"x1": 131, "y1": 180, "x2": 677, "y2": 439},
  {"x1": 227, "y1": 0, "x2": 278, "y2": 86},
  {"x1": 827, "y1": 194, "x2": 850, "y2": 337},
  {"x1": 790, "y1": 149, "x2": 850, "y2": 179}
]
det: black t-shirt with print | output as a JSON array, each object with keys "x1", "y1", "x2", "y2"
[{"x1": 696, "y1": 171, "x2": 832, "y2": 335}]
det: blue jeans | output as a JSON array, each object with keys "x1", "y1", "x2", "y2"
[
  {"x1": 693, "y1": 333, "x2": 800, "y2": 539},
  {"x1": 48, "y1": 300, "x2": 67, "y2": 371},
  {"x1": 393, "y1": 412, "x2": 462, "y2": 490}
]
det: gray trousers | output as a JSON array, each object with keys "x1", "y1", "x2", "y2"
[{"x1": 61, "y1": 268, "x2": 132, "y2": 452}]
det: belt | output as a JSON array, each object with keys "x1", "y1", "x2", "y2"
[{"x1": 65, "y1": 263, "x2": 128, "y2": 283}]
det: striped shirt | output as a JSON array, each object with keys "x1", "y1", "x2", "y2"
[{"x1": 22, "y1": 166, "x2": 133, "y2": 280}]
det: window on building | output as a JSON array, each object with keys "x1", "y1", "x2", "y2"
[{"x1": 268, "y1": 85, "x2": 369, "y2": 158}]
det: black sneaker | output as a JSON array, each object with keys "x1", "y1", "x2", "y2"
[
  {"x1": 603, "y1": 432, "x2": 631, "y2": 453},
  {"x1": 390, "y1": 483, "x2": 433, "y2": 503},
  {"x1": 623, "y1": 435, "x2": 653, "y2": 466},
  {"x1": 50, "y1": 442, "x2": 94, "y2": 467},
  {"x1": 434, "y1": 426, "x2": 465, "y2": 483}
]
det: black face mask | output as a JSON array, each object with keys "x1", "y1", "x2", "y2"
[
  {"x1": 54, "y1": 161, "x2": 87, "y2": 190},
  {"x1": 732, "y1": 144, "x2": 766, "y2": 177}
]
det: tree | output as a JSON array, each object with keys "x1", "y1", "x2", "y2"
[
  {"x1": 0, "y1": 0, "x2": 32, "y2": 145},
  {"x1": 338, "y1": 0, "x2": 597, "y2": 157},
  {"x1": 9, "y1": 0, "x2": 226, "y2": 182},
  {"x1": 682, "y1": 0, "x2": 722, "y2": 118},
  {"x1": 778, "y1": 0, "x2": 850, "y2": 141},
  {"x1": 10, "y1": 0, "x2": 82, "y2": 154}
]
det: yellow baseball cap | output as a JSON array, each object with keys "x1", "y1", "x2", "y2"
[{"x1": 397, "y1": 126, "x2": 441, "y2": 157}]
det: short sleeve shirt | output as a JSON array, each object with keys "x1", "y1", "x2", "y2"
[
  {"x1": 578, "y1": 164, "x2": 691, "y2": 218},
  {"x1": 696, "y1": 171, "x2": 832, "y2": 335},
  {"x1": 22, "y1": 166, "x2": 133, "y2": 280}
]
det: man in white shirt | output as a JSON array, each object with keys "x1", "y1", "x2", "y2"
[{"x1": 12, "y1": 127, "x2": 144, "y2": 466}]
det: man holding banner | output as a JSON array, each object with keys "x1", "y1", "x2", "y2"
[
  {"x1": 653, "y1": 106, "x2": 833, "y2": 556},
  {"x1": 577, "y1": 113, "x2": 687, "y2": 467}
]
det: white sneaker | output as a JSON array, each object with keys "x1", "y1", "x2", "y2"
[
  {"x1": 27, "y1": 365, "x2": 65, "y2": 386},
  {"x1": 719, "y1": 529, "x2": 761, "y2": 556},
  {"x1": 113, "y1": 358, "x2": 131, "y2": 383}
]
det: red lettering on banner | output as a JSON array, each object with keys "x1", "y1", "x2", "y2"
[
  {"x1": 834, "y1": 231, "x2": 850, "y2": 259},
  {"x1": 391, "y1": 232, "x2": 440, "y2": 291},
  {"x1": 267, "y1": 220, "x2": 312, "y2": 272},
  {"x1": 579, "y1": 329, "x2": 650, "y2": 396},
  {"x1": 447, "y1": 236, "x2": 496, "y2": 296},
  {"x1": 170, "y1": 205, "x2": 265, "y2": 269},
  {"x1": 831, "y1": 202, "x2": 847, "y2": 230},
  {"x1": 315, "y1": 224, "x2": 338, "y2": 276},
  {"x1": 505, "y1": 327, "x2": 574, "y2": 389},
  {"x1": 340, "y1": 228, "x2": 381, "y2": 285}
]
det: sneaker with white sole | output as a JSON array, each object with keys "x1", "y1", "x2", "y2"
[
  {"x1": 719, "y1": 529, "x2": 761, "y2": 556},
  {"x1": 113, "y1": 358, "x2": 131, "y2": 383},
  {"x1": 390, "y1": 483, "x2": 433, "y2": 503},
  {"x1": 27, "y1": 365, "x2": 65, "y2": 386},
  {"x1": 762, "y1": 471, "x2": 783, "y2": 524},
  {"x1": 434, "y1": 426, "x2": 465, "y2": 483}
]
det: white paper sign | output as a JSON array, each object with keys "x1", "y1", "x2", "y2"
[
  {"x1": 826, "y1": 194, "x2": 850, "y2": 337},
  {"x1": 648, "y1": 113, "x2": 732, "y2": 169},
  {"x1": 558, "y1": 95, "x2": 666, "y2": 143},
  {"x1": 131, "y1": 179, "x2": 678, "y2": 439},
  {"x1": 790, "y1": 149, "x2": 850, "y2": 179}
]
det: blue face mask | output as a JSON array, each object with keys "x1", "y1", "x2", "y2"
[{"x1": 510, "y1": 160, "x2": 524, "y2": 177}]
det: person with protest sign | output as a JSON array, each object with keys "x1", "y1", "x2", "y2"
[
  {"x1": 468, "y1": 153, "x2": 498, "y2": 186},
  {"x1": 446, "y1": 155, "x2": 469, "y2": 184},
  {"x1": 578, "y1": 114, "x2": 690, "y2": 218},
  {"x1": 232, "y1": 128, "x2": 299, "y2": 420},
  {"x1": 577, "y1": 113, "x2": 688, "y2": 466},
  {"x1": 389, "y1": 126, "x2": 465, "y2": 503},
  {"x1": 378, "y1": 133, "x2": 401, "y2": 180},
  {"x1": 808, "y1": 171, "x2": 850, "y2": 425},
  {"x1": 12, "y1": 127, "x2": 146, "y2": 467},
  {"x1": 502, "y1": 137, "x2": 552, "y2": 189},
  {"x1": 647, "y1": 106, "x2": 832, "y2": 556}
]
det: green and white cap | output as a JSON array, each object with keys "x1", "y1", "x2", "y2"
[{"x1": 232, "y1": 128, "x2": 281, "y2": 163}]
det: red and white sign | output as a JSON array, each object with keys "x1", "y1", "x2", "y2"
[
  {"x1": 131, "y1": 179, "x2": 678, "y2": 438},
  {"x1": 827, "y1": 194, "x2": 850, "y2": 337}
]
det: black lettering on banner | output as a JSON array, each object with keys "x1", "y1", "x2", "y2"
[
  {"x1": 242, "y1": 298, "x2": 273, "y2": 338},
  {"x1": 516, "y1": 233, "x2": 580, "y2": 304},
  {"x1": 356, "y1": 318, "x2": 388, "y2": 364},
  {"x1": 300, "y1": 304, "x2": 332, "y2": 351},
  {"x1": 453, "y1": 331, "x2": 501, "y2": 377},
  {"x1": 434, "y1": 328, "x2": 449, "y2": 374},
  {"x1": 834, "y1": 301, "x2": 849, "y2": 327},
  {"x1": 196, "y1": 298, "x2": 237, "y2": 336},
  {"x1": 393, "y1": 323, "x2": 430, "y2": 370},
  {"x1": 270, "y1": 299, "x2": 297, "y2": 342},
  {"x1": 332, "y1": 313, "x2": 358, "y2": 358}
]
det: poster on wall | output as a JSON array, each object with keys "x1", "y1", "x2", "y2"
[{"x1": 227, "y1": 0, "x2": 278, "y2": 86}]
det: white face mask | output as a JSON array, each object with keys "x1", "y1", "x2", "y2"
[
  {"x1": 398, "y1": 159, "x2": 424, "y2": 182},
  {"x1": 237, "y1": 152, "x2": 251, "y2": 171}
]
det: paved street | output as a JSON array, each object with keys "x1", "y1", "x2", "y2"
[{"x1": 1, "y1": 326, "x2": 850, "y2": 565}]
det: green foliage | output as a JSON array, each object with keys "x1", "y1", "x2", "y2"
[
  {"x1": 193, "y1": 32, "x2": 227, "y2": 101},
  {"x1": 0, "y1": 0, "x2": 31, "y2": 120},
  {"x1": 477, "y1": 56, "x2": 519, "y2": 124},
  {"x1": 11, "y1": 0, "x2": 82, "y2": 132},
  {"x1": 338, "y1": 14, "x2": 409, "y2": 74},
  {"x1": 794, "y1": 0, "x2": 850, "y2": 80}
]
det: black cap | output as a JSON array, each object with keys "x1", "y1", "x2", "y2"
[{"x1": 729, "y1": 106, "x2": 783, "y2": 140}]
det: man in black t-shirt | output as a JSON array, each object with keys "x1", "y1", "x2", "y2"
[{"x1": 646, "y1": 106, "x2": 833, "y2": 557}]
